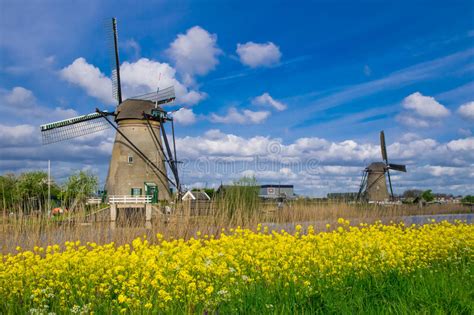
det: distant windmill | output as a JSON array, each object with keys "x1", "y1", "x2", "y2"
[
  {"x1": 357, "y1": 131, "x2": 407, "y2": 202},
  {"x1": 40, "y1": 18, "x2": 181, "y2": 202}
]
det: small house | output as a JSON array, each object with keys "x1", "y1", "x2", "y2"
[
  {"x1": 259, "y1": 185, "x2": 295, "y2": 199},
  {"x1": 182, "y1": 190, "x2": 211, "y2": 201}
]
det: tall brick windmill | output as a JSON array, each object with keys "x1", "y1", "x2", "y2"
[
  {"x1": 40, "y1": 18, "x2": 181, "y2": 203},
  {"x1": 357, "y1": 131, "x2": 407, "y2": 202}
]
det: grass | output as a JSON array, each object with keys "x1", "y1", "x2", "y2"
[{"x1": 219, "y1": 261, "x2": 473, "y2": 314}]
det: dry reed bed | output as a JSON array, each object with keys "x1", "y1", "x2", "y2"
[{"x1": 1, "y1": 202, "x2": 471, "y2": 254}]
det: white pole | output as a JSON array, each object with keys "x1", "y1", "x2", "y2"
[{"x1": 48, "y1": 160, "x2": 51, "y2": 213}]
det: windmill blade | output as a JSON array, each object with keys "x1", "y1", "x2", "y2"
[
  {"x1": 380, "y1": 130, "x2": 388, "y2": 162},
  {"x1": 40, "y1": 112, "x2": 113, "y2": 145},
  {"x1": 386, "y1": 168, "x2": 394, "y2": 199},
  {"x1": 388, "y1": 163, "x2": 407, "y2": 172},
  {"x1": 108, "y1": 17, "x2": 122, "y2": 105},
  {"x1": 356, "y1": 170, "x2": 368, "y2": 201},
  {"x1": 129, "y1": 86, "x2": 176, "y2": 106}
]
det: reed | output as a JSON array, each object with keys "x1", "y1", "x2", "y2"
[{"x1": 1, "y1": 199, "x2": 471, "y2": 254}]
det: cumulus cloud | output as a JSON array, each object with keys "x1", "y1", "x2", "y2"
[
  {"x1": 4, "y1": 86, "x2": 36, "y2": 106},
  {"x1": 2, "y1": 121, "x2": 473, "y2": 196},
  {"x1": 397, "y1": 92, "x2": 450, "y2": 128},
  {"x1": 0, "y1": 86, "x2": 78, "y2": 124},
  {"x1": 447, "y1": 137, "x2": 474, "y2": 151},
  {"x1": 166, "y1": 26, "x2": 222, "y2": 78},
  {"x1": 457, "y1": 101, "x2": 474, "y2": 121},
  {"x1": 210, "y1": 108, "x2": 270, "y2": 124},
  {"x1": 0, "y1": 124, "x2": 38, "y2": 146},
  {"x1": 173, "y1": 108, "x2": 196, "y2": 125},
  {"x1": 173, "y1": 130, "x2": 474, "y2": 195},
  {"x1": 60, "y1": 57, "x2": 206, "y2": 106},
  {"x1": 252, "y1": 92, "x2": 287, "y2": 111},
  {"x1": 395, "y1": 114, "x2": 430, "y2": 128},
  {"x1": 236, "y1": 41, "x2": 282, "y2": 68},
  {"x1": 402, "y1": 92, "x2": 450, "y2": 118},
  {"x1": 60, "y1": 57, "x2": 114, "y2": 104}
]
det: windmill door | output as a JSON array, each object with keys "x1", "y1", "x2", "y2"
[{"x1": 145, "y1": 183, "x2": 158, "y2": 203}]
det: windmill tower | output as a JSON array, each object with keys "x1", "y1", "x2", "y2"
[
  {"x1": 357, "y1": 131, "x2": 407, "y2": 202},
  {"x1": 40, "y1": 18, "x2": 181, "y2": 205}
]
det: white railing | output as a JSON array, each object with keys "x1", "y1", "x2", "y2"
[
  {"x1": 108, "y1": 195, "x2": 152, "y2": 204},
  {"x1": 86, "y1": 197, "x2": 102, "y2": 205}
]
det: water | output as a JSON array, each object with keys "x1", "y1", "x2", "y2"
[
  {"x1": 262, "y1": 212, "x2": 474, "y2": 233},
  {"x1": 400, "y1": 213, "x2": 473, "y2": 225}
]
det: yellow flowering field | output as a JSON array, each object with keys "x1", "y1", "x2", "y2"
[{"x1": 1, "y1": 220, "x2": 473, "y2": 314}]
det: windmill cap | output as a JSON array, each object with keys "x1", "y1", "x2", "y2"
[
  {"x1": 115, "y1": 99, "x2": 161, "y2": 121},
  {"x1": 367, "y1": 162, "x2": 387, "y2": 172}
]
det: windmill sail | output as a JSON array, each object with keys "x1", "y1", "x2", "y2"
[
  {"x1": 40, "y1": 112, "x2": 113, "y2": 145},
  {"x1": 388, "y1": 163, "x2": 407, "y2": 172},
  {"x1": 380, "y1": 130, "x2": 388, "y2": 162},
  {"x1": 129, "y1": 86, "x2": 176, "y2": 105},
  {"x1": 108, "y1": 17, "x2": 122, "y2": 105}
]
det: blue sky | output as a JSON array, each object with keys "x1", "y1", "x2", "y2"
[{"x1": 0, "y1": 0, "x2": 473, "y2": 196}]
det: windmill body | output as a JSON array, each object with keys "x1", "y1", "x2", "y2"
[
  {"x1": 357, "y1": 131, "x2": 407, "y2": 202},
  {"x1": 365, "y1": 162, "x2": 390, "y2": 201},
  {"x1": 105, "y1": 99, "x2": 171, "y2": 201}
]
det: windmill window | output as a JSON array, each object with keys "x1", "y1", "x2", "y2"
[
  {"x1": 128, "y1": 155, "x2": 133, "y2": 164},
  {"x1": 131, "y1": 188, "x2": 142, "y2": 196}
]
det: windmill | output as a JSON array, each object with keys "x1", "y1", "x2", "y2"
[
  {"x1": 357, "y1": 131, "x2": 407, "y2": 202},
  {"x1": 40, "y1": 18, "x2": 181, "y2": 203}
]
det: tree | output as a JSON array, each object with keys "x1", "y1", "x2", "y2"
[
  {"x1": 61, "y1": 171, "x2": 98, "y2": 208},
  {"x1": 403, "y1": 189, "x2": 423, "y2": 199},
  {"x1": 17, "y1": 171, "x2": 49, "y2": 212},
  {"x1": 203, "y1": 188, "x2": 215, "y2": 199},
  {"x1": 0, "y1": 174, "x2": 19, "y2": 212},
  {"x1": 421, "y1": 190, "x2": 434, "y2": 202},
  {"x1": 461, "y1": 195, "x2": 474, "y2": 204}
]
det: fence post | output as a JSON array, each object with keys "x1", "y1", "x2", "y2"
[{"x1": 110, "y1": 203, "x2": 117, "y2": 222}]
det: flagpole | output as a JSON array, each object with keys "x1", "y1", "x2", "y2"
[{"x1": 48, "y1": 160, "x2": 51, "y2": 213}]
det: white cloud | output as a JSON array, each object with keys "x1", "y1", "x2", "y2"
[
  {"x1": 173, "y1": 108, "x2": 196, "y2": 125},
  {"x1": 0, "y1": 124, "x2": 38, "y2": 146},
  {"x1": 60, "y1": 57, "x2": 206, "y2": 106},
  {"x1": 60, "y1": 57, "x2": 114, "y2": 105},
  {"x1": 252, "y1": 92, "x2": 287, "y2": 111},
  {"x1": 424, "y1": 166, "x2": 463, "y2": 177},
  {"x1": 123, "y1": 39, "x2": 141, "y2": 60},
  {"x1": 457, "y1": 101, "x2": 474, "y2": 120},
  {"x1": 402, "y1": 92, "x2": 450, "y2": 118},
  {"x1": 395, "y1": 114, "x2": 430, "y2": 128},
  {"x1": 0, "y1": 87, "x2": 79, "y2": 123},
  {"x1": 397, "y1": 92, "x2": 451, "y2": 128},
  {"x1": 5, "y1": 87, "x2": 36, "y2": 106},
  {"x1": 173, "y1": 130, "x2": 474, "y2": 196},
  {"x1": 447, "y1": 137, "x2": 474, "y2": 151},
  {"x1": 210, "y1": 108, "x2": 270, "y2": 124},
  {"x1": 236, "y1": 41, "x2": 281, "y2": 68},
  {"x1": 2, "y1": 121, "x2": 473, "y2": 196},
  {"x1": 166, "y1": 26, "x2": 222, "y2": 78}
]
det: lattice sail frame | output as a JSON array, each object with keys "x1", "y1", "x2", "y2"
[
  {"x1": 40, "y1": 112, "x2": 113, "y2": 145},
  {"x1": 129, "y1": 86, "x2": 176, "y2": 106}
]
